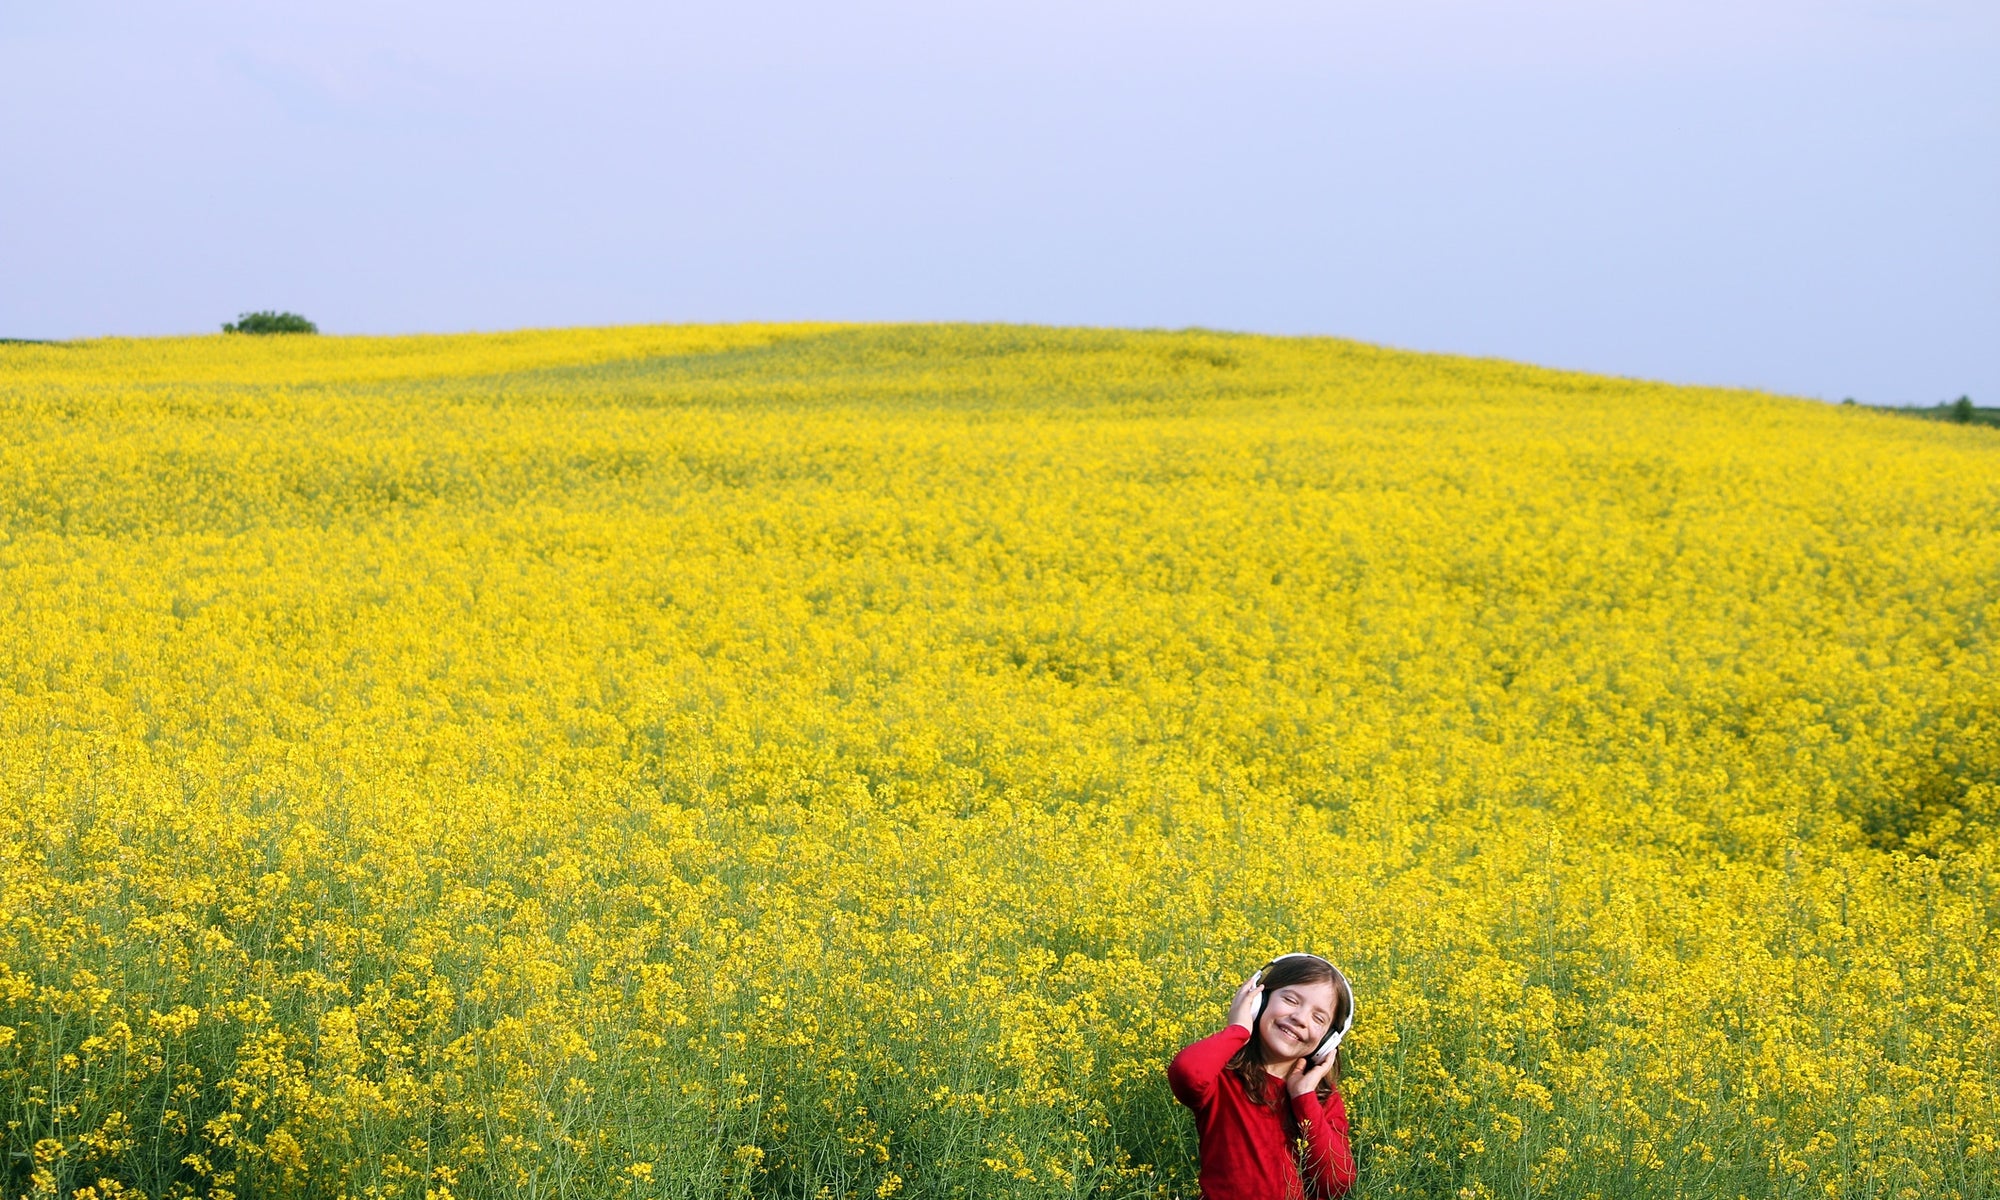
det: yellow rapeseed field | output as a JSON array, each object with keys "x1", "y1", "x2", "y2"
[{"x1": 1, "y1": 324, "x2": 1995, "y2": 1200}]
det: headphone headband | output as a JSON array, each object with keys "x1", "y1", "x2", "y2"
[{"x1": 1252, "y1": 952, "x2": 1355, "y2": 1065}]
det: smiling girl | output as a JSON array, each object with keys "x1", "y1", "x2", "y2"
[{"x1": 1167, "y1": 953, "x2": 1358, "y2": 1200}]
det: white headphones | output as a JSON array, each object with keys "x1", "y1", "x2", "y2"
[{"x1": 1252, "y1": 952, "x2": 1354, "y2": 1065}]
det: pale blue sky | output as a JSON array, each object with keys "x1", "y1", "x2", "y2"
[{"x1": 4, "y1": 1, "x2": 1994, "y2": 403}]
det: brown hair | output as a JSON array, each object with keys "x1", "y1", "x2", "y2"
[{"x1": 1226, "y1": 955, "x2": 1352, "y2": 1108}]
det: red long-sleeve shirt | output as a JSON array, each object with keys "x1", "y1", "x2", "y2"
[{"x1": 1167, "y1": 1025, "x2": 1357, "y2": 1200}]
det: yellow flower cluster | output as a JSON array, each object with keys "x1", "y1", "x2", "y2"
[{"x1": 1, "y1": 325, "x2": 1995, "y2": 1200}]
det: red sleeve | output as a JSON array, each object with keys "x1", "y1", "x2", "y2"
[
  {"x1": 1288, "y1": 1087, "x2": 1357, "y2": 1198},
  {"x1": 1167, "y1": 1025, "x2": 1251, "y2": 1110}
]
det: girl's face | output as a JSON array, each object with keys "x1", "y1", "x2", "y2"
[{"x1": 1258, "y1": 978, "x2": 1337, "y2": 1061}]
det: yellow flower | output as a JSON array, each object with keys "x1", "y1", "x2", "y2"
[{"x1": 0, "y1": 323, "x2": 1994, "y2": 1199}]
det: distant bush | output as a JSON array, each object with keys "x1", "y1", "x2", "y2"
[
  {"x1": 223, "y1": 311, "x2": 317, "y2": 335},
  {"x1": 1880, "y1": 395, "x2": 1987, "y2": 428}
]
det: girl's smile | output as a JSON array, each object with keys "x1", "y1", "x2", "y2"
[{"x1": 1258, "y1": 981, "x2": 1336, "y2": 1068}]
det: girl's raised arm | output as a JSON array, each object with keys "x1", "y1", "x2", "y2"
[
  {"x1": 1166, "y1": 971, "x2": 1263, "y2": 1109},
  {"x1": 1286, "y1": 1054, "x2": 1358, "y2": 1198}
]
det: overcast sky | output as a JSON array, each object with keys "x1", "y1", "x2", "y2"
[{"x1": 4, "y1": 1, "x2": 1994, "y2": 403}]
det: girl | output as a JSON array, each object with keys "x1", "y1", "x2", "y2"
[{"x1": 1167, "y1": 953, "x2": 1358, "y2": 1200}]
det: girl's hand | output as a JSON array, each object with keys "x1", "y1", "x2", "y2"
[
  {"x1": 1285, "y1": 1049, "x2": 1337, "y2": 1097},
  {"x1": 1226, "y1": 970, "x2": 1264, "y2": 1032}
]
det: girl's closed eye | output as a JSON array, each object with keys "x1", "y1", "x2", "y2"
[{"x1": 1261, "y1": 983, "x2": 1336, "y2": 1061}]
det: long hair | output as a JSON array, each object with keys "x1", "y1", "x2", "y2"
[{"x1": 1226, "y1": 955, "x2": 1352, "y2": 1108}]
